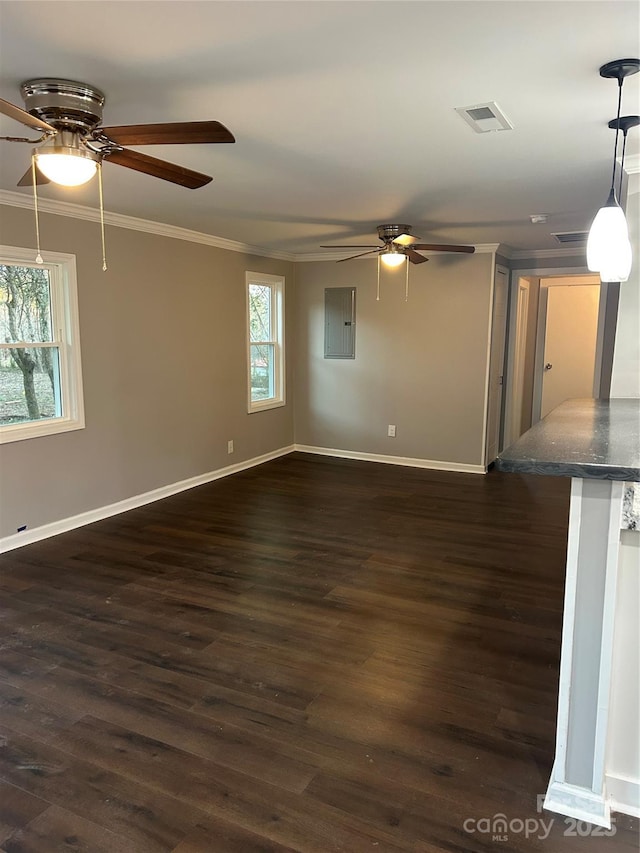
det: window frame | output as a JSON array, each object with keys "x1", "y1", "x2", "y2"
[
  {"x1": 0, "y1": 246, "x2": 85, "y2": 444},
  {"x1": 246, "y1": 271, "x2": 285, "y2": 413}
]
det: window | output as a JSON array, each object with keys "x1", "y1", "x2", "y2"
[
  {"x1": 246, "y1": 271, "x2": 285, "y2": 412},
  {"x1": 0, "y1": 247, "x2": 84, "y2": 443}
]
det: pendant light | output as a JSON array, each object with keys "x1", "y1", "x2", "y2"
[
  {"x1": 586, "y1": 58, "x2": 639, "y2": 283},
  {"x1": 597, "y1": 115, "x2": 639, "y2": 282}
]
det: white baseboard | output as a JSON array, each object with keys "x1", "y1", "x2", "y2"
[
  {"x1": 544, "y1": 780, "x2": 611, "y2": 829},
  {"x1": 0, "y1": 445, "x2": 295, "y2": 554},
  {"x1": 606, "y1": 773, "x2": 640, "y2": 819},
  {"x1": 294, "y1": 444, "x2": 486, "y2": 474}
]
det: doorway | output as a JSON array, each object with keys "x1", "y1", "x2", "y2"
[
  {"x1": 504, "y1": 272, "x2": 602, "y2": 448},
  {"x1": 535, "y1": 276, "x2": 601, "y2": 421}
]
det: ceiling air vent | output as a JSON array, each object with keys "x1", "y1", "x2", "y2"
[
  {"x1": 455, "y1": 102, "x2": 513, "y2": 133},
  {"x1": 552, "y1": 231, "x2": 589, "y2": 246}
]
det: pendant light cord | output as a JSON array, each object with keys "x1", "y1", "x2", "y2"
[
  {"x1": 610, "y1": 77, "x2": 624, "y2": 192},
  {"x1": 618, "y1": 128, "x2": 628, "y2": 198}
]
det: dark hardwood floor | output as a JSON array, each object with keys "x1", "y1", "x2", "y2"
[{"x1": 0, "y1": 453, "x2": 638, "y2": 852}]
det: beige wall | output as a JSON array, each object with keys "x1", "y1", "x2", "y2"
[
  {"x1": 294, "y1": 253, "x2": 494, "y2": 466},
  {"x1": 0, "y1": 205, "x2": 295, "y2": 538}
]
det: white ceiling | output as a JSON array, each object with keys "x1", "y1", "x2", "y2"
[{"x1": 1, "y1": 1, "x2": 639, "y2": 257}]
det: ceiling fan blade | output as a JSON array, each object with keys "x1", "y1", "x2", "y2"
[
  {"x1": 392, "y1": 233, "x2": 420, "y2": 246},
  {"x1": 103, "y1": 148, "x2": 212, "y2": 188},
  {"x1": 320, "y1": 244, "x2": 378, "y2": 249},
  {"x1": 0, "y1": 98, "x2": 57, "y2": 133},
  {"x1": 411, "y1": 243, "x2": 475, "y2": 253},
  {"x1": 337, "y1": 248, "x2": 383, "y2": 263},
  {"x1": 17, "y1": 166, "x2": 50, "y2": 187},
  {"x1": 405, "y1": 248, "x2": 429, "y2": 265},
  {"x1": 98, "y1": 121, "x2": 235, "y2": 146}
]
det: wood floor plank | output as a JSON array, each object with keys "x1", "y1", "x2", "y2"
[
  {"x1": 170, "y1": 817, "x2": 300, "y2": 853},
  {"x1": 1, "y1": 804, "x2": 136, "y2": 853},
  {"x1": 0, "y1": 665, "x2": 317, "y2": 794},
  {"x1": 0, "y1": 724, "x2": 201, "y2": 851},
  {"x1": 0, "y1": 781, "x2": 49, "y2": 846},
  {"x1": 47, "y1": 715, "x2": 412, "y2": 852},
  {"x1": 0, "y1": 682, "x2": 84, "y2": 744},
  {"x1": 0, "y1": 453, "x2": 637, "y2": 852}
]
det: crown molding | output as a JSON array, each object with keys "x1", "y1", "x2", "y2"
[
  {"x1": 294, "y1": 243, "x2": 502, "y2": 262},
  {"x1": 0, "y1": 191, "x2": 583, "y2": 263},
  {"x1": 0, "y1": 190, "x2": 295, "y2": 262}
]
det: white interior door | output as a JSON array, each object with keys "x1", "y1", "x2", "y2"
[
  {"x1": 540, "y1": 285, "x2": 600, "y2": 418},
  {"x1": 485, "y1": 265, "x2": 509, "y2": 465}
]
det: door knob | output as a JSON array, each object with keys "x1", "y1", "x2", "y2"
[{"x1": 544, "y1": 363, "x2": 553, "y2": 371}]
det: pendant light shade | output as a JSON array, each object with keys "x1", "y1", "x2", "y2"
[
  {"x1": 586, "y1": 189, "x2": 631, "y2": 280},
  {"x1": 587, "y1": 58, "x2": 639, "y2": 283}
]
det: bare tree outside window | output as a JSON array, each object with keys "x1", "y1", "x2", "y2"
[{"x1": 0, "y1": 264, "x2": 60, "y2": 425}]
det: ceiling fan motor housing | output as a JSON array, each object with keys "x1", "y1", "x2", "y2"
[
  {"x1": 21, "y1": 78, "x2": 105, "y2": 133},
  {"x1": 377, "y1": 223, "x2": 412, "y2": 243}
]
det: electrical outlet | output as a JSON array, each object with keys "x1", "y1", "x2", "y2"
[
  {"x1": 227, "y1": 440, "x2": 234, "y2": 454},
  {"x1": 388, "y1": 425, "x2": 396, "y2": 437}
]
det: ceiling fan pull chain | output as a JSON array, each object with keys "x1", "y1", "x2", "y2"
[
  {"x1": 31, "y1": 154, "x2": 43, "y2": 264},
  {"x1": 98, "y1": 162, "x2": 108, "y2": 271},
  {"x1": 376, "y1": 255, "x2": 381, "y2": 301},
  {"x1": 405, "y1": 260, "x2": 409, "y2": 302}
]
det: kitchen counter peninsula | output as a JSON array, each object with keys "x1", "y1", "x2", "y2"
[
  {"x1": 496, "y1": 397, "x2": 639, "y2": 828},
  {"x1": 496, "y1": 397, "x2": 640, "y2": 482}
]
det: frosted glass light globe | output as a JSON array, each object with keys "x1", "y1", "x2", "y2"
[
  {"x1": 36, "y1": 151, "x2": 98, "y2": 187},
  {"x1": 586, "y1": 190, "x2": 631, "y2": 279},
  {"x1": 380, "y1": 252, "x2": 406, "y2": 268}
]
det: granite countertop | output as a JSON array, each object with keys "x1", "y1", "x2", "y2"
[{"x1": 496, "y1": 398, "x2": 640, "y2": 481}]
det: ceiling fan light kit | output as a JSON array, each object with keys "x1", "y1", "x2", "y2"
[
  {"x1": 34, "y1": 131, "x2": 100, "y2": 186},
  {"x1": 586, "y1": 58, "x2": 639, "y2": 283},
  {"x1": 380, "y1": 248, "x2": 406, "y2": 268}
]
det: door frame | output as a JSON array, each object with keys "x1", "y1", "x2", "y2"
[
  {"x1": 506, "y1": 277, "x2": 531, "y2": 448},
  {"x1": 482, "y1": 262, "x2": 510, "y2": 467}
]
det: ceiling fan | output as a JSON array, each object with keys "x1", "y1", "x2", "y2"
[
  {"x1": 321, "y1": 224, "x2": 475, "y2": 266},
  {"x1": 0, "y1": 78, "x2": 235, "y2": 189}
]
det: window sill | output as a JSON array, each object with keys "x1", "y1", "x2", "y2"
[
  {"x1": 0, "y1": 416, "x2": 85, "y2": 444},
  {"x1": 248, "y1": 399, "x2": 286, "y2": 414}
]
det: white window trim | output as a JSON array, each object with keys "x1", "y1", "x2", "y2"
[
  {"x1": 0, "y1": 246, "x2": 85, "y2": 444},
  {"x1": 246, "y1": 271, "x2": 285, "y2": 413}
]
